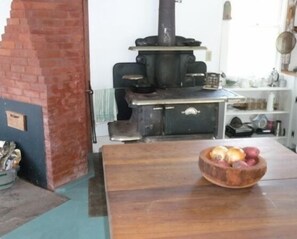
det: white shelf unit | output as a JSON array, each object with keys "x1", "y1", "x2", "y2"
[{"x1": 222, "y1": 86, "x2": 294, "y2": 146}]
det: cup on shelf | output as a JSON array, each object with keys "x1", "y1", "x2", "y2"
[
  {"x1": 279, "y1": 78, "x2": 287, "y2": 87},
  {"x1": 240, "y1": 78, "x2": 250, "y2": 88}
]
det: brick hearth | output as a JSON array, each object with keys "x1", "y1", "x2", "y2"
[{"x1": 0, "y1": 0, "x2": 91, "y2": 190}]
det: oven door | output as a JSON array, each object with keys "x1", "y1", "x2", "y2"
[
  {"x1": 137, "y1": 105, "x2": 163, "y2": 136},
  {"x1": 164, "y1": 103, "x2": 218, "y2": 135}
]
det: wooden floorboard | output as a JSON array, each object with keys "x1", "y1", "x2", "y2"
[{"x1": 88, "y1": 152, "x2": 107, "y2": 217}]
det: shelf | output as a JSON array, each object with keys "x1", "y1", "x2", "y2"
[
  {"x1": 224, "y1": 87, "x2": 291, "y2": 91},
  {"x1": 226, "y1": 109, "x2": 290, "y2": 116},
  {"x1": 128, "y1": 46, "x2": 207, "y2": 51},
  {"x1": 251, "y1": 134, "x2": 287, "y2": 140},
  {"x1": 225, "y1": 134, "x2": 287, "y2": 140},
  {"x1": 281, "y1": 70, "x2": 297, "y2": 76},
  {"x1": 222, "y1": 76, "x2": 294, "y2": 147}
]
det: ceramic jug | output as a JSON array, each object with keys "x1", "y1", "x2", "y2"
[{"x1": 266, "y1": 92, "x2": 275, "y2": 111}]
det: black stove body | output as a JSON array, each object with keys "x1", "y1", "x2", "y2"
[{"x1": 108, "y1": 0, "x2": 243, "y2": 142}]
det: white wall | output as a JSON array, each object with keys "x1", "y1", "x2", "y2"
[
  {"x1": 0, "y1": 0, "x2": 12, "y2": 39},
  {"x1": 88, "y1": 0, "x2": 223, "y2": 90}
]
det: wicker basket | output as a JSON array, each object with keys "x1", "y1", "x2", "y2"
[{"x1": 0, "y1": 169, "x2": 17, "y2": 190}]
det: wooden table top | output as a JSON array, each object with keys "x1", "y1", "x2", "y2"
[{"x1": 102, "y1": 138, "x2": 297, "y2": 239}]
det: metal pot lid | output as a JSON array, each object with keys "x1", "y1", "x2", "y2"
[
  {"x1": 122, "y1": 74, "x2": 144, "y2": 81},
  {"x1": 276, "y1": 31, "x2": 296, "y2": 54}
]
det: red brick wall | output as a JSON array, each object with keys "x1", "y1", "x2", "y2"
[{"x1": 0, "y1": 0, "x2": 91, "y2": 189}]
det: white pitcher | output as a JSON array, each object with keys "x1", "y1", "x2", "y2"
[{"x1": 266, "y1": 92, "x2": 275, "y2": 112}]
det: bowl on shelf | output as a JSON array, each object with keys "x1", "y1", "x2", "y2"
[
  {"x1": 198, "y1": 146, "x2": 267, "y2": 188},
  {"x1": 225, "y1": 78, "x2": 238, "y2": 87}
]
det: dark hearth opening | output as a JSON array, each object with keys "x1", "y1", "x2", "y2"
[{"x1": 0, "y1": 98, "x2": 46, "y2": 188}]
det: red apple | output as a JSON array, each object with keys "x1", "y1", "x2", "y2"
[
  {"x1": 232, "y1": 160, "x2": 248, "y2": 169},
  {"x1": 245, "y1": 158, "x2": 258, "y2": 167},
  {"x1": 243, "y1": 147, "x2": 260, "y2": 159},
  {"x1": 217, "y1": 160, "x2": 230, "y2": 168}
]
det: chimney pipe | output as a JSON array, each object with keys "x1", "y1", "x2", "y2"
[{"x1": 158, "y1": 0, "x2": 176, "y2": 46}]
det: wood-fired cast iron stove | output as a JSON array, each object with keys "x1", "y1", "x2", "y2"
[{"x1": 108, "y1": 0, "x2": 243, "y2": 142}]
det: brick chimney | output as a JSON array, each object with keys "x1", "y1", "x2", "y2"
[{"x1": 0, "y1": 0, "x2": 91, "y2": 190}]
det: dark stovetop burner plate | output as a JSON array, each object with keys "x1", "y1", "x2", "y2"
[{"x1": 131, "y1": 84, "x2": 156, "y2": 94}]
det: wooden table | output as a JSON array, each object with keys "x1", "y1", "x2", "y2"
[{"x1": 102, "y1": 138, "x2": 297, "y2": 239}]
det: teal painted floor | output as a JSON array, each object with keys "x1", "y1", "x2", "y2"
[{"x1": 1, "y1": 155, "x2": 110, "y2": 239}]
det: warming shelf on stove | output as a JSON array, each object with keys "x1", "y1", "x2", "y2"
[{"x1": 128, "y1": 46, "x2": 208, "y2": 51}]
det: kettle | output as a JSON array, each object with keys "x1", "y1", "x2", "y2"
[{"x1": 266, "y1": 92, "x2": 275, "y2": 111}]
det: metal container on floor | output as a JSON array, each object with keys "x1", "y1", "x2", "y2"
[{"x1": 0, "y1": 169, "x2": 17, "y2": 190}]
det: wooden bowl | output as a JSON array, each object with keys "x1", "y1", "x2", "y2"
[{"x1": 199, "y1": 147, "x2": 267, "y2": 188}]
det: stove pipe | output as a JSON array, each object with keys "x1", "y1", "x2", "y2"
[
  {"x1": 156, "y1": 0, "x2": 178, "y2": 88},
  {"x1": 158, "y1": 0, "x2": 176, "y2": 46}
]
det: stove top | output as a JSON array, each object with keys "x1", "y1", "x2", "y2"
[{"x1": 126, "y1": 87, "x2": 245, "y2": 106}]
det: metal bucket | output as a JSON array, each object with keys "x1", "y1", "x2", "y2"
[{"x1": 0, "y1": 169, "x2": 17, "y2": 190}]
